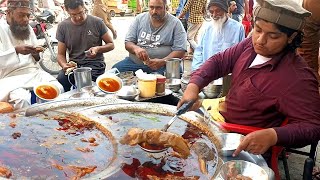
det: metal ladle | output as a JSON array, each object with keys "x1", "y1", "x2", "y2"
[{"x1": 140, "y1": 100, "x2": 195, "y2": 153}]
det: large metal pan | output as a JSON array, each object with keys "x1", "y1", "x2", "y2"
[{"x1": 78, "y1": 102, "x2": 224, "y2": 179}]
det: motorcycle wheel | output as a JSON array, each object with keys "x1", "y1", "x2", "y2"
[{"x1": 39, "y1": 42, "x2": 61, "y2": 75}]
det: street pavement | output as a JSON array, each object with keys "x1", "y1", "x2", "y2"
[{"x1": 47, "y1": 15, "x2": 318, "y2": 180}]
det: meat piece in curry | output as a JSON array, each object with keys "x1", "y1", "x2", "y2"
[{"x1": 120, "y1": 128, "x2": 190, "y2": 159}]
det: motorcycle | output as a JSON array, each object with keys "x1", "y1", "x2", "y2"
[{"x1": 30, "y1": 13, "x2": 61, "y2": 75}]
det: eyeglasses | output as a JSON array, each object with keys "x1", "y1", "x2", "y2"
[{"x1": 69, "y1": 10, "x2": 86, "y2": 19}]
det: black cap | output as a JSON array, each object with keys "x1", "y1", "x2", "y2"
[{"x1": 207, "y1": 0, "x2": 228, "y2": 13}]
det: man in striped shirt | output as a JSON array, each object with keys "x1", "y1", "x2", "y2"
[{"x1": 177, "y1": 0, "x2": 206, "y2": 54}]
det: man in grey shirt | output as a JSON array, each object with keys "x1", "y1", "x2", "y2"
[
  {"x1": 112, "y1": 0, "x2": 187, "y2": 74},
  {"x1": 56, "y1": 0, "x2": 114, "y2": 92}
]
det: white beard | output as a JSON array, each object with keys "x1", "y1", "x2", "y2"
[{"x1": 211, "y1": 15, "x2": 227, "y2": 35}]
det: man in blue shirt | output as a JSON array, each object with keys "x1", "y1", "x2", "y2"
[{"x1": 192, "y1": 0, "x2": 244, "y2": 92}]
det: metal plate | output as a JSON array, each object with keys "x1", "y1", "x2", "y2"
[
  {"x1": 223, "y1": 151, "x2": 267, "y2": 167},
  {"x1": 134, "y1": 89, "x2": 172, "y2": 101},
  {"x1": 24, "y1": 97, "x2": 128, "y2": 116}
]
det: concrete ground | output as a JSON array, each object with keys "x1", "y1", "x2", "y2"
[{"x1": 49, "y1": 15, "x2": 319, "y2": 180}]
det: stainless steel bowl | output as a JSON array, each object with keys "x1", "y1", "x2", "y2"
[
  {"x1": 116, "y1": 86, "x2": 140, "y2": 100},
  {"x1": 181, "y1": 72, "x2": 191, "y2": 92},
  {"x1": 220, "y1": 133, "x2": 244, "y2": 156},
  {"x1": 166, "y1": 78, "x2": 181, "y2": 93},
  {"x1": 216, "y1": 160, "x2": 269, "y2": 180},
  {"x1": 202, "y1": 83, "x2": 222, "y2": 99}
]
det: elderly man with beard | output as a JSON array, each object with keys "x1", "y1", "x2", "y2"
[
  {"x1": 112, "y1": 0, "x2": 187, "y2": 74},
  {"x1": 178, "y1": 0, "x2": 320, "y2": 165},
  {"x1": 192, "y1": 0, "x2": 244, "y2": 71},
  {"x1": 191, "y1": 0, "x2": 244, "y2": 97},
  {"x1": 0, "y1": 0, "x2": 63, "y2": 109}
]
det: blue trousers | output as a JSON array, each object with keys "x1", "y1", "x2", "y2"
[{"x1": 112, "y1": 57, "x2": 166, "y2": 75}]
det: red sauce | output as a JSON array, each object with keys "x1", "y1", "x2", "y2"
[
  {"x1": 98, "y1": 78, "x2": 120, "y2": 92},
  {"x1": 35, "y1": 85, "x2": 58, "y2": 99}
]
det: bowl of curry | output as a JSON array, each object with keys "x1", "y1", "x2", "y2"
[
  {"x1": 33, "y1": 82, "x2": 60, "y2": 101},
  {"x1": 96, "y1": 73, "x2": 123, "y2": 93}
]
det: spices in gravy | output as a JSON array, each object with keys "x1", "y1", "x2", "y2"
[
  {"x1": 103, "y1": 112, "x2": 219, "y2": 179},
  {"x1": 35, "y1": 85, "x2": 58, "y2": 99},
  {"x1": 98, "y1": 78, "x2": 120, "y2": 92},
  {"x1": 0, "y1": 115, "x2": 115, "y2": 179}
]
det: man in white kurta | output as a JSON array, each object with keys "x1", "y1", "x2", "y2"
[{"x1": 0, "y1": 0, "x2": 62, "y2": 109}]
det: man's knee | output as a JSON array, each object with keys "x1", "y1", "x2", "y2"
[{"x1": 57, "y1": 70, "x2": 72, "y2": 92}]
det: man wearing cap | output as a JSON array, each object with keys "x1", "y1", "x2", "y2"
[
  {"x1": 0, "y1": 0, "x2": 63, "y2": 109},
  {"x1": 178, "y1": 0, "x2": 320, "y2": 162},
  {"x1": 191, "y1": 0, "x2": 244, "y2": 97},
  {"x1": 192, "y1": 0, "x2": 245, "y2": 71}
]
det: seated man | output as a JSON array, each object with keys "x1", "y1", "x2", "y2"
[
  {"x1": 192, "y1": 0, "x2": 245, "y2": 96},
  {"x1": 0, "y1": 0, "x2": 62, "y2": 109},
  {"x1": 178, "y1": 0, "x2": 320, "y2": 161},
  {"x1": 56, "y1": 0, "x2": 114, "y2": 92},
  {"x1": 112, "y1": 0, "x2": 187, "y2": 74}
]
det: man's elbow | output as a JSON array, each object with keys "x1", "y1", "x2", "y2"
[{"x1": 109, "y1": 43, "x2": 115, "y2": 51}]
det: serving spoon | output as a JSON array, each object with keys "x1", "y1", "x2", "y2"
[{"x1": 140, "y1": 100, "x2": 195, "y2": 153}]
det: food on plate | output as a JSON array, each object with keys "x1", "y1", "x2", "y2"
[
  {"x1": 192, "y1": 141, "x2": 216, "y2": 174},
  {"x1": 226, "y1": 162, "x2": 253, "y2": 180},
  {"x1": 35, "y1": 46, "x2": 45, "y2": 52},
  {"x1": 230, "y1": 174, "x2": 253, "y2": 180},
  {"x1": 0, "y1": 166, "x2": 12, "y2": 178},
  {"x1": 120, "y1": 127, "x2": 190, "y2": 159},
  {"x1": 147, "y1": 174, "x2": 200, "y2": 179},
  {"x1": 0, "y1": 102, "x2": 14, "y2": 113}
]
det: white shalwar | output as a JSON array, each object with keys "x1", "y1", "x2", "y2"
[{"x1": 0, "y1": 19, "x2": 62, "y2": 109}]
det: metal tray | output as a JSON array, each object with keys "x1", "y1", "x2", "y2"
[{"x1": 134, "y1": 89, "x2": 172, "y2": 101}]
